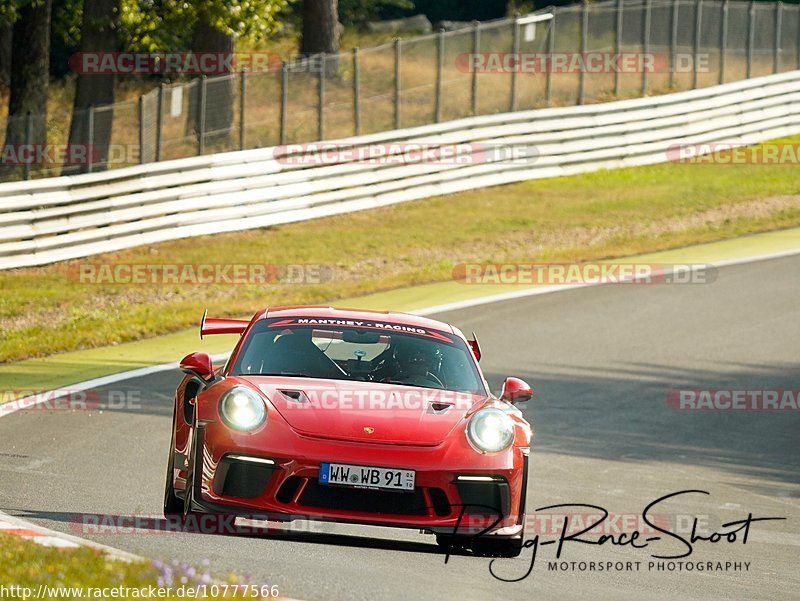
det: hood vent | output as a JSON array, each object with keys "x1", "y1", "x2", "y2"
[{"x1": 279, "y1": 389, "x2": 308, "y2": 403}]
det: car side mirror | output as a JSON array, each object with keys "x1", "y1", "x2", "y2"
[
  {"x1": 500, "y1": 377, "x2": 533, "y2": 404},
  {"x1": 180, "y1": 352, "x2": 215, "y2": 381}
]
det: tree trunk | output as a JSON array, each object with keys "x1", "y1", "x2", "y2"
[
  {"x1": 66, "y1": 0, "x2": 118, "y2": 173},
  {"x1": 0, "y1": 21, "x2": 11, "y2": 91},
  {"x1": 3, "y1": 0, "x2": 52, "y2": 154},
  {"x1": 188, "y1": 19, "x2": 235, "y2": 151},
  {"x1": 301, "y1": 0, "x2": 340, "y2": 76}
]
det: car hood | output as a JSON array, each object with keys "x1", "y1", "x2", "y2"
[{"x1": 240, "y1": 376, "x2": 488, "y2": 445}]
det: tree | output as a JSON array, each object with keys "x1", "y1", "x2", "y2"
[
  {"x1": 49, "y1": 0, "x2": 84, "y2": 80},
  {"x1": 0, "y1": 20, "x2": 11, "y2": 90},
  {"x1": 300, "y1": 0, "x2": 340, "y2": 76},
  {"x1": 186, "y1": 1, "x2": 287, "y2": 150},
  {"x1": 66, "y1": 0, "x2": 119, "y2": 173},
  {"x1": 301, "y1": 0, "x2": 340, "y2": 55},
  {"x1": 337, "y1": 0, "x2": 414, "y2": 27},
  {"x1": 3, "y1": 0, "x2": 52, "y2": 154},
  {"x1": 121, "y1": 0, "x2": 287, "y2": 153},
  {"x1": 188, "y1": 12, "x2": 236, "y2": 149}
]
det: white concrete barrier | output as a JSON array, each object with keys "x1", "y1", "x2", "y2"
[{"x1": 1, "y1": 70, "x2": 798, "y2": 269}]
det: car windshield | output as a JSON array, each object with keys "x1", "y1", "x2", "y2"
[{"x1": 231, "y1": 318, "x2": 486, "y2": 395}]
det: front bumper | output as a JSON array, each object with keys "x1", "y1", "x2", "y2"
[{"x1": 182, "y1": 422, "x2": 527, "y2": 537}]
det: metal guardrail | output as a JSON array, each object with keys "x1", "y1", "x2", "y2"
[{"x1": 0, "y1": 69, "x2": 798, "y2": 270}]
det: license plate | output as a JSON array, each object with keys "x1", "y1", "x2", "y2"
[{"x1": 319, "y1": 462, "x2": 415, "y2": 492}]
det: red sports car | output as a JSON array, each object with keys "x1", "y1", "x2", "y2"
[{"x1": 164, "y1": 306, "x2": 533, "y2": 556}]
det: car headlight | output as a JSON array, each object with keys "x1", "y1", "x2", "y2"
[
  {"x1": 219, "y1": 386, "x2": 266, "y2": 431},
  {"x1": 467, "y1": 408, "x2": 515, "y2": 453}
]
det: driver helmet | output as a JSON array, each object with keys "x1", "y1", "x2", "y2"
[{"x1": 391, "y1": 336, "x2": 442, "y2": 377}]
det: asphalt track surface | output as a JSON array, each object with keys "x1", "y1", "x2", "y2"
[{"x1": 2, "y1": 255, "x2": 799, "y2": 601}]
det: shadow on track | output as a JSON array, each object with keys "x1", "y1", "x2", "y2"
[{"x1": 484, "y1": 359, "x2": 800, "y2": 495}]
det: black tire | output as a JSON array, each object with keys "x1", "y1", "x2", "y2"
[
  {"x1": 471, "y1": 535, "x2": 524, "y2": 558},
  {"x1": 472, "y1": 507, "x2": 527, "y2": 558},
  {"x1": 436, "y1": 533, "x2": 524, "y2": 558},
  {"x1": 163, "y1": 450, "x2": 184, "y2": 518},
  {"x1": 182, "y1": 425, "x2": 201, "y2": 523},
  {"x1": 163, "y1": 414, "x2": 184, "y2": 519},
  {"x1": 435, "y1": 534, "x2": 469, "y2": 554}
]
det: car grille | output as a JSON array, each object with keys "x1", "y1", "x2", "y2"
[{"x1": 296, "y1": 480, "x2": 432, "y2": 516}]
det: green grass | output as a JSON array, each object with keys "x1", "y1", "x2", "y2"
[
  {"x1": 3, "y1": 224, "x2": 800, "y2": 392},
  {"x1": 1, "y1": 135, "x2": 800, "y2": 363},
  {"x1": 0, "y1": 534, "x2": 275, "y2": 598}
]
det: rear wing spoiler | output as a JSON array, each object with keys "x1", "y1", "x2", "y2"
[
  {"x1": 467, "y1": 332, "x2": 481, "y2": 362},
  {"x1": 200, "y1": 309, "x2": 250, "y2": 339}
]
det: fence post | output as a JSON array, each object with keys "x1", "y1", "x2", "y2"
[
  {"x1": 545, "y1": 13, "x2": 555, "y2": 105},
  {"x1": 720, "y1": 0, "x2": 728, "y2": 85},
  {"x1": 773, "y1": 2, "x2": 782, "y2": 74},
  {"x1": 156, "y1": 83, "x2": 164, "y2": 161},
  {"x1": 510, "y1": 16, "x2": 520, "y2": 112},
  {"x1": 239, "y1": 69, "x2": 246, "y2": 150},
  {"x1": 280, "y1": 62, "x2": 288, "y2": 145},
  {"x1": 669, "y1": 0, "x2": 678, "y2": 89},
  {"x1": 87, "y1": 105, "x2": 94, "y2": 174},
  {"x1": 198, "y1": 76, "x2": 206, "y2": 155},
  {"x1": 693, "y1": 0, "x2": 703, "y2": 89},
  {"x1": 471, "y1": 21, "x2": 480, "y2": 115},
  {"x1": 615, "y1": 0, "x2": 623, "y2": 96},
  {"x1": 352, "y1": 48, "x2": 361, "y2": 136},
  {"x1": 435, "y1": 29, "x2": 444, "y2": 123},
  {"x1": 23, "y1": 112, "x2": 32, "y2": 180},
  {"x1": 138, "y1": 95, "x2": 145, "y2": 165},
  {"x1": 394, "y1": 39, "x2": 401, "y2": 129},
  {"x1": 746, "y1": 0, "x2": 755, "y2": 78},
  {"x1": 578, "y1": 0, "x2": 588, "y2": 105},
  {"x1": 642, "y1": 0, "x2": 652, "y2": 96},
  {"x1": 318, "y1": 52, "x2": 325, "y2": 140}
]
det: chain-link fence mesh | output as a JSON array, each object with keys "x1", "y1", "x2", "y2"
[
  {"x1": 2, "y1": 0, "x2": 799, "y2": 181},
  {"x1": 399, "y1": 35, "x2": 436, "y2": 128}
]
